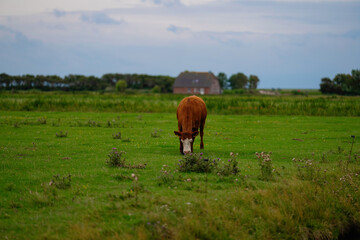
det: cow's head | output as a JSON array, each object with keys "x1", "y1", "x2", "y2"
[{"x1": 174, "y1": 131, "x2": 199, "y2": 154}]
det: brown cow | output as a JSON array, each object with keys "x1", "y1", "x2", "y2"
[{"x1": 174, "y1": 95, "x2": 207, "y2": 154}]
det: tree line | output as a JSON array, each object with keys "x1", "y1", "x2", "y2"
[
  {"x1": 0, "y1": 71, "x2": 260, "y2": 92},
  {"x1": 216, "y1": 72, "x2": 260, "y2": 90},
  {"x1": 320, "y1": 69, "x2": 360, "y2": 95},
  {"x1": 0, "y1": 73, "x2": 175, "y2": 93}
]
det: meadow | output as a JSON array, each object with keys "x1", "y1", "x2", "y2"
[
  {"x1": 1, "y1": 91, "x2": 360, "y2": 116},
  {"x1": 0, "y1": 92, "x2": 360, "y2": 239}
]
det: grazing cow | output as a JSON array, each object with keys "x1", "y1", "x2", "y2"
[{"x1": 174, "y1": 95, "x2": 207, "y2": 154}]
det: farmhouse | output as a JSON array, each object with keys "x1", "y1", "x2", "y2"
[{"x1": 173, "y1": 72, "x2": 221, "y2": 95}]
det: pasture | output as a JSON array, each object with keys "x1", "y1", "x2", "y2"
[
  {"x1": 0, "y1": 93, "x2": 360, "y2": 239},
  {"x1": 1, "y1": 91, "x2": 360, "y2": 116}
]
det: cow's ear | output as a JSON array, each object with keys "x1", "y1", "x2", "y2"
[
  {"x1": 192, "y1": 131, "x2": 199, "y2": 137},
  {"x1": 174, "y1": 131, "x2": 181, "y2": 136}
]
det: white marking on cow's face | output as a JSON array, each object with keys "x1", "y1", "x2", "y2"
[{"x1": 181, "y1": 138, "x2": 193, "y2": 154}]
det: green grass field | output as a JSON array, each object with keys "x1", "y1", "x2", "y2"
[
  {"x1": 1, "y1": 107, "x2": 359, "y2": 239},
  {"x1": 1, "y1": 91, "x2": 360, "y2": 116}
]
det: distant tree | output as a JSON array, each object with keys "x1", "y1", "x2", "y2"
[
  {"x1": 102, "y1": 73, "x2": 119, "y2": 86},
  {"x1": 217, "y1": 72, "x2": 228, "y2": 89},
  {"x1": 48, "y1": 75, "x2": 63, "y2": 89},
  {"x1": 333, "y1": 73, "x2": 352, "y2": 95},
  {"x1": 319, "y1": 69, "x2": 360, "y2": 95},
  {"x1": 0, "y1": 72, "x2": 174, "y2": 92},
  {"x1": 320, "y1": 77, "x2": 335, "y2": 94},
  {"x1": 22, "y1": 74, "x2": 35, "y2": 89},
  {"x1": 248, "y1": 75, "x2": 260, "y2": 90},
  {"x1": 116, "y1": 80, "x2": 127, "y2": 92},
  {"x1": 151, "y1": 85, "x2": 161, "y2": 93},
  {"x1": 0, "y1": 73, "x2": 12, "y2": 89},
  {"x1": 229, "y1": 73, "x2": 248, "y2": 89},
  {"x1": 351, "y1": 69, "x2": 360, "y2": 95},
  {"x1": 86, "y1": 76, "x2": 102, "y2": 91}
]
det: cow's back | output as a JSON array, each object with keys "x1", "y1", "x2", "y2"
[{"x1": 177, "y1": 96, "x2": 207, "y2": 129}]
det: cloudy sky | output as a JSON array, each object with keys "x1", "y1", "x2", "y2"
[{"x1": 0, "y1": 0, "x2": 359, "y2": 88}]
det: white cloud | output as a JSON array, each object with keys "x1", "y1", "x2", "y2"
[
  {"x1": 0, "y1": 0, "x2": 143, "y2": 16},
  {"x1": 53, "y1": 9, "x2": 66, "y2": 18},
  {"x1": 80, "y1": 12, "x2": 125, "y2": 25},
  {"x1": 167, "y1": 24, "x2": 191, "y2": 33},
  {"x1": 143, "y1": 0, "x2": 182, "y2": 7},
  {"x1": 0, "y1": 0, "x2": 358, "y2": 17}
]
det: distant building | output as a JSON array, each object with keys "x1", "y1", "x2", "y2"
[{"x1": 173, "y1": 72, "x2": 221, "y2": 95}]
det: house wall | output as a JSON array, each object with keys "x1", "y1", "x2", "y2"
[
  {"x1": 173, "y1": 87, "x2": 211, "y2": 95},
  {"x1": 210, "y1": 78, "x2": 221, "y2": 94}
]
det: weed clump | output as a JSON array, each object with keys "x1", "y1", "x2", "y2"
[
  {"x1": 49, "y1": 174, "x2": 72, "y2": 189},
  {"x1": 56, "y1": 131, "x2": 68, "y2": 138},
  {"x1": 5, "y1": 183, "x2": 15, "y2": 191},
  {"x1": 256, "y1": 152, "x2": 274, "y2": 181},
  {"x1": 28, "y1": 174, "x2": 72, "y2": 207},
  {"x1": 151, "y1": 129, "x2": 162, "y2": 138},
  {"x1": 216, "y1": 152, "x2": 240, "y2": 176},
  {"x1": 338, "y1": 171, "x2": 360, "y2": 204},
  {"x1": 25, "y1": 142, "x2": 37, "y2": 151},
  {"x1": 87, "y1": 120, "x2": 101, "y2": 127},
  {"x1": 157, "y1": 165, "x2": 175, "y2": 185},
  {"x1": 292, "y1": 158, "x2": 318, "y2": 181},
  {"x1": 177, "y1": 152, "x2": 241, "y2": 176},
  {"x1": 112, "y1": 132, "x2": 121, "y2": 139},
  {"x1": 131, "y1": 173, "x2": 140, "y2": 206},
  {"x1": 29, "y1": 185, "x2": 58, "y2": 207},
  {"x1": 106, "y1": 148, "x2": 126, "y2": 167},
  {"x1": 106, "y1": 119, "x2": 120, "y2": 128},
  {"x1": 177, "y1": 153, "x2": 217, "y2": 173},
  {"x1": 9, "y1": 200, "x2": 22, "y2": 209},
  {"x1": 37, "y1": 117, "x2": 47, "y2": 124},
  {"x1": 113, "y1": 174, "x2": 132, "y2": 181},
  {"x1": 106, "y1": 148, "x2": 146, "y2": 169}
]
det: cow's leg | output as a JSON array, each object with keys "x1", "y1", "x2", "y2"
[
  {"x1": 180, "y1": 139, "x2": 183, "y2": 154},
  {"x1": 200, "y1": 123, "x2": 205, "y2": 149},
  {"x1": 191, "y1": 141, "x2": 194, "y2": 153},
  {"x1": 179, "y1": 125, "x2": 183, "y2": 154}
]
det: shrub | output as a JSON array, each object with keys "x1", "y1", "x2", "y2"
[
  {"x1": 151, "y1": 85, "x2": 161, "y2": 93},
  {"x1": 116, "y1": 80, "x2": 127, "y2": 92}
]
